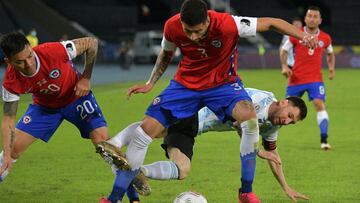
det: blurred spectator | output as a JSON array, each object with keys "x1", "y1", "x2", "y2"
[
  {"x1": 0, "y1": 47, "x2": 4, "y2": 65},
  {"x1": 26, "y1": 29, "x2": 39, "y2": 47},
  {"x1": 279, "y1": 17, "x2": 303, "y2": 68},
  {"x1": 209, "y1": 0, "x2": 230, "y2": 13},
  {"x1": 59, "y1": 34, "x2": 69, "y2": 41},
  {"x1": 118, "y1": 40, "x2": 134, "y2": 70}
]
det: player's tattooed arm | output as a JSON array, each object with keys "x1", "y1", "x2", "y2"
[
  {"x1": 3, "y1": 101, "x2": 18, "y2": 117},
  {"x1": 146, "y1": 49, "x2": 174, "y2": 85},
  {"x1": 2, "y1": 101, "x2": 18, "y2": 151},
  {"x1": 72, "y1": 37, "x2": 98, "y2": 79},
  {"x1": 9, "y1": 126, "x2": 15, "y2": 148}
]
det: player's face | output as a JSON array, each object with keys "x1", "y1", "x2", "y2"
[
  {"x1": 6, "y1": 45, "x2": 36, "y2": 75},
  {"x1": 271, "y1": 100, "x2": 301, "y2": 126},
  {"x1": 181, "y1": 17, "x2": 210, "y2": 43},
  {"x1": 305, "y1": 9, "x2": 322, "y2": 29},
  {"x1": 292, "y1": 20, "x2": 303, "y2": 29}
]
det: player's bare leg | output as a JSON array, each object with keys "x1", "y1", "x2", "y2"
[
  {"x1": 232, "y1": 100, "x2": 260, "y2": 203},
  {"x1": 0, "y1": 129, "x2": 37, "y2": 182},
  {"x1": 167, "y1": 147, "x2": 190, "y2": 179},
  {"x1": 90, "y1": 126, "x2": 109, "y2": 145}
]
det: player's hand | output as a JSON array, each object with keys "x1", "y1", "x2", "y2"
[
  {"x1": 127, "y1": 83, "x2": 154, "y2": 99},
  {"x1": 284, "y1": 186, "x2": 310, "y2": 202},
  {"x1": 329, "y1": 69, "x2": 335, "y2": 80},
  {"x1": 257, "y1": 150, "x2": 281, "y2": 165},
  {"x1": 74, "y1": 77, "x2": 91, "y2": 97},
  {"x1": 0, "y1": 154, "x2": 13, "y2": 175},
  {"x1": 301, "y1": 34, "x2": 318, "y2": 49},
  {"x1": 281, "y1": 64, "x2": 292, "y2": 78}
]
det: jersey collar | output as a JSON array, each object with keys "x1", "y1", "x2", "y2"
[{"x1": 304, "y1": 26, "x2": 320, "y2": 36}]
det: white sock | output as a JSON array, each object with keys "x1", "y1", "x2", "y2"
[
  {"x1": 108, "y1": 122, "x2": 142, "y2": 148},
  {"x1": 240, "y1": 119, "x2": 260, "y2": 155},
  {"x1": 125, "y1": 126, "x2": 152, "y2": 170},
  {"x1": 317, "y1": 110, "x2": 329, "y2": 125},
  {"x1": 142, "y1": 161, "x2": 179, "y2": 180}
]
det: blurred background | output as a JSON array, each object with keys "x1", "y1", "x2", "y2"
[{"x1": 1, "y1": 0, "x2": 360, "y2": 72}]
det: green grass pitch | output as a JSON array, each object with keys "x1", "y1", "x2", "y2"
[{"x1": 0, "y1": 69, "x2": 359, "y2": 202}]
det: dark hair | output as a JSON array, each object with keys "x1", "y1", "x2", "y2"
[
  {"x1": 307, "y1": 5, "x2": 321, "y2": 16},
  {"x1": 180, "y1": 0, "x2": 208, "y2": 26},
  {"x1": 286, "y1": 96, "x2": 307, "y2": 120},
  {"x1": 0, "y1": 32, "x2": 30, "y2": 58}
]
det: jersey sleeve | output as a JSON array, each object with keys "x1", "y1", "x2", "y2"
[
  {"x1": 2, "y1": 86, "x2": 20, "y2": 102},
  {"x1": 60, "y1": 40, "x2": 77, "y2": 60},
  {"x1": 261, "y1": 128, "x2": 279, "y2": 150},
  {"x1": 231, "y1": 16, "x2": 257, "y2": 37},
  {"x1": 2, "y1": 66, "x2": 26, "y2": 96}
]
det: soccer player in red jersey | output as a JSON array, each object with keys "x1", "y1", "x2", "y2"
[
  {"x1": 98, "y1": 1, "x2": 317, "y2": 202},
  {"x1": 280, "y1": 6, "x2": 335, "y2": 150},
  {"x1": 0, "y1": 32, "x2": 110, "y2": 183}
]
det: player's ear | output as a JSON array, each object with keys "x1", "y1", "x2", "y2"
[{"x1": 279, "y1": 99, "x2": 289, "y2": 107}]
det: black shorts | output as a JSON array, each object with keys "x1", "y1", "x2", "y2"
[{"x1": 161, "y1": 114, "x2": 199, "y2": 160}]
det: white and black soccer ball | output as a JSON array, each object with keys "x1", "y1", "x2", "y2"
[{"x1": 173, "y1": 191, "x2": 208, "y2": 203}]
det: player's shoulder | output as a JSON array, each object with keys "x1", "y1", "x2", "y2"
[
  {"x1": 209, "y1": 10, "x2": 234, "y2": 26},
  {"x1": 165, "y1": 13, "x2": 181, "y2": 28},
  {"x1": 33, "y1": 42, "x2": 66, "y2": 60},
  {"x1": 4, "y1": 65, "x2": 18, "y2": 79}
]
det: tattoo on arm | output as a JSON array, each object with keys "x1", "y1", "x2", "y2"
[
  {"x1": 72, "y1": 37, "x2": 99, "y2": 79},
  {"x1": 3, "y1": 101, "x2": 18, "y2": 117},
  {"x1": 147, "y1": 50, "x2": 173, "y2": 84},
  {"x1": 9, "y1": 125, "x2": 15, "y2": 148}
]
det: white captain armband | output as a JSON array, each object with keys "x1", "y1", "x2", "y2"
[
  {"x1": 2, "y1": 86, "x2": 20, "y2": 102},
  {"x1": 327, "y1": 44, "x2": 334, "y2": 54},
  {"x1": 60, "y1": 40, "x2": 77, "y2": 60},
  {"x1": 161, "y1": 36, "x2": 177, "y2": 52},
  {"x1": 232, "y1": 16, "x2": 257, "y2": 37}
]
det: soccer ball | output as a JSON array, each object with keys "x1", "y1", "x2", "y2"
[{"x1": 173, "y1": 191, "x2": 208, "y2": 203}]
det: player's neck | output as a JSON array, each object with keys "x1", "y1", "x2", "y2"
[{"x1": 305, "y1": 26, "x2": 319, "y2": 35}]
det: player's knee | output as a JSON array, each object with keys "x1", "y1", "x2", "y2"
[
  {"x1": 232, "y1": 100, "x2": 256, "y2": 122},
  {"x1": 90, "y1": 127, "x2": 109, "y2": 145},
  {"x1": 242, "y1": 118, "x2": 259, "y2": 133},
  {"x1": 141, "y1": 116, "x2": 165, "y2": 139}
]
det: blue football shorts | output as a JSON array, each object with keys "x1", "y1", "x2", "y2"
[
  {"x1": 145, "y1": 77, "x2": 252, "y2": 128},
  {"x1": 286, "y1": 82, "x2": 326, "y2": 101},
  {"x1": 16, "y1": 91, "x2": 107, "y2": 142}
]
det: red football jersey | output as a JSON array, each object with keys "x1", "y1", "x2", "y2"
[
  {"x1": 288, "y1": 28, "x2": 332, "y2": 85},
  {"x1": 2, "y1": 42, "x2": 80, "y2": 108},
  {"x1": 164, "y1": 11, "x2": 255, "y2": 90}
]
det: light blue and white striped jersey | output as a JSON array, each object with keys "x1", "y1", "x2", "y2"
[
  {"x1": 197, "y1": 88, "x2": 280, "y2": 141},
  {"x1": 280, "y1": 35, "x2": 295, "y2": 67}
]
